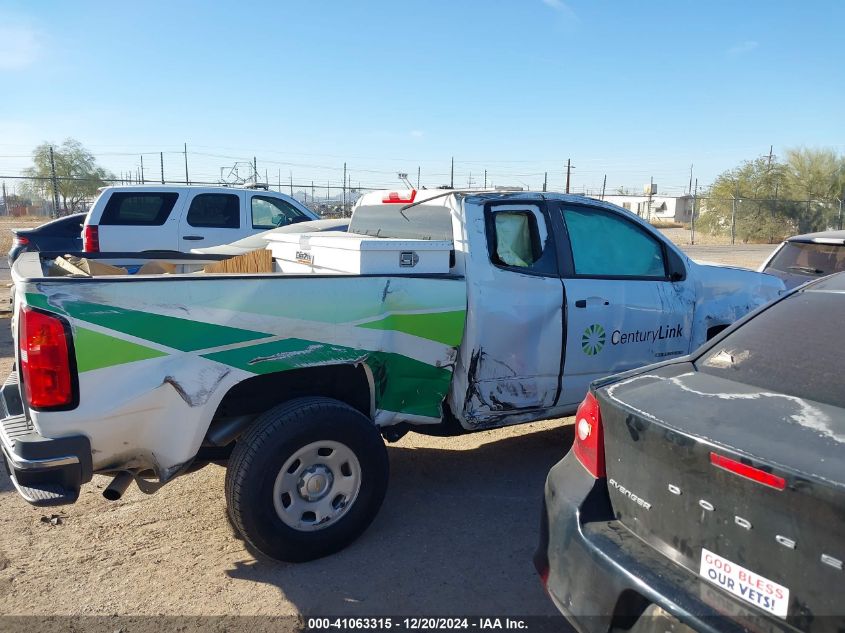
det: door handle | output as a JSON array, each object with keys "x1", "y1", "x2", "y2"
[
  {"x1": 182, "y1": 235, "x2": 205, "y2": 241},
  {"x1": 575, "y1": 297, "x2": 610, "y2": 308}
]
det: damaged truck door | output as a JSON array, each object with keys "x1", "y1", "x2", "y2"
[{"x1": 460, "y1": 202, "x2": 565, "y2": 423}]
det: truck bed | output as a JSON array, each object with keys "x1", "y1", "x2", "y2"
[{"x1": 13, "y1": 251, "x2": 467, "y2": 479}]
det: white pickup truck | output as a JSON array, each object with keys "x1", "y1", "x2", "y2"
[{"x1": 1, "y1": 189, "x2": 784, "y2": 561}]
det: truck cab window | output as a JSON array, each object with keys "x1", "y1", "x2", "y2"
[
  {"x1": 486, "y1": 205, "x2": 557, "y2": 276},
  {"x1": 494, "y1": 212, "x2": 539, "y2": 267},
  {"x1": 562, "y1": 206, "x2": 667, "y2": 278}
]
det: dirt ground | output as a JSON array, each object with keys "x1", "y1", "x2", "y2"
[{"x1": 0, "y1": 224, "x2": 772, "y2": 621}]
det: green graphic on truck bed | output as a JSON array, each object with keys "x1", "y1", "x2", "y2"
[
  {"x1": 74, "y1": 327, "x2": 167, "y2": 372},
  {"x1": 25, "y1": 275, "x2": 466, "y2": 421},
  {"x1": 356, "y1": 310, "x2": 465, "y2": 346},
  {"x1": 203, "y1": 339, "x2": 453, "y2": 418},
  {"x1": 26, "y1": 295, "x2": 272, "y2": 351},
  {"x1": 202, "y1": 338, "x2": 368, "y2": 373}
]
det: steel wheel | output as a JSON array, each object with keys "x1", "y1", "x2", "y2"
[
  {"x1": 272, "y1": 440, "x2": 362, "y2": 531},
  {"x1": 226, "y1": 397, "x2": 389, "y2": 561}
]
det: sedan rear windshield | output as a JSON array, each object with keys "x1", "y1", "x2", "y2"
[
  {"x1": 100, "y1": 192, "x2": 179, "y2": 226},
  {"x1": 766, "y1": 241, "x2": 845, "y2": 277},
  {"x1": 697, "y1": 291, "x2": 845, "y2": 408}
]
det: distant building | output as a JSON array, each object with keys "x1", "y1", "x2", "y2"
[{"x1": 596, "y1": 194, "x2": 695, "y2": 223}]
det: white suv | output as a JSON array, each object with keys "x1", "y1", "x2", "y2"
[{"x1": 82, "y1": 185, "x2": 318, "y2": 253}]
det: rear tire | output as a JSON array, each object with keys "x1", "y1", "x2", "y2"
[{"x1": 225, "y1": 397, "x2": 388, "y2": 562}]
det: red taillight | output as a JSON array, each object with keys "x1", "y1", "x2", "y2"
[
  {"x1": 19, "y1": 307, "x2": 75, "y2": 409},
  {"x1": 14, "y1": 235, "x2": 29, "y2": 247},
  {"x1": 83, "y1": 225, "x2": 99, "y2": 252},
  {"x1": 710, "y1": 452, "x2": 786, "y2": 490},
  {"x1": 382, "y1": 190, "x2": 417, "y2": 204},
  {"x1": 573, "y1": 391, "x2": 606, "y2": 478},
  {"x1": 538, "y1": 566, "x2": 550, "y2": 590}
]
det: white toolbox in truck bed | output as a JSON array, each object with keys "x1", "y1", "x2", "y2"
[{"x1": 266, "y1": 231, "x2": 453, "y2": 274}]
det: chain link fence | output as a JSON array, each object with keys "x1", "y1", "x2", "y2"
[
  {"x1": 691, "y1": 196, "x2": 844, "y2": 245},
  {"x1": 0, "y1": 174, "x2": 380, "y2": 220},
  {"x1": 2, "y1": 174, "x2": 842, "y2": 247}
]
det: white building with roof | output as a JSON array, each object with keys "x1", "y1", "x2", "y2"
[{"x1": 596, "y1": 194, "x2": 695, "y2": 223}]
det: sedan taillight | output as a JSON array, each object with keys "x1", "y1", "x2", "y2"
[{"x1": 573, "y1": 391, "x2": 606, "y2": 478}]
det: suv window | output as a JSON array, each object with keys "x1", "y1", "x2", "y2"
[
  {"x1": 698, "y1": 291, "x2": 845, "y2": 408},
  {"x1": 562, "y1": 206, "x2": 666, "y2": 278},
  {"x1": 100, "y1": 192, "x2": 178, "y2": 226},
  {"x1": 251, "y1": 196, "x2": 307, "y2": 229},
  {"x1": 187, "y1": 193, "x2": 240, "y2": 228},
  {"x1": 485, "y1": 204, "x2": 557, "y2": 276}
]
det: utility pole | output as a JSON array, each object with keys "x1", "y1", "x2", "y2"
[
  {"x1": 647, "y1": 176, "x2": 654, "y2": 221},
  {"x1": 773, "y1": 181, "x2": 779, "y2": 219},
  {"x1": 731, "y1": 182, "x2": 740, "y2": 245},
  {"x1": 140, "y1": 155, "x2": 145, "y2": 184},
  {"x1": 565, "y1": 158, "x2": 573, "y2": 193},
  {"x1": 767, "y1": 145, "x2": 773, "y2": 169},
  {"x1": 601, "y1": 174, "x2": 607, "y2": 200},
  {"x1": 417, "y1": 166, "x2": 420, "y2": 189},
  {"x1": 311, "y1": 181, "x2": 315, "y2": 204},
  {"x1": 49, "y1": 145, "x2": 60, "y2": 218},
  {"x1": 160, "y1": 152, "x2": 165, "y2": 184},
  {"x1": 688, "y1": 164, "x2": 693, "y2": 195},
  {"x1": 450, "y1": 157, "x2": 454, "y2": 188},
  {"x1": 253, "y1": 156, "x2": 258, "y2": 183},
  {"x1": 342, "y1": 162, "x2": 347, "y2": 216},
  {"x1": 542, "y1": 172, "x2": 548, "y2": 192},
  {"x1": 691, "y1": 178, "x2": 698, "y2": 245},
  {"x1": 290, "y1": 171, "x2": 294, "y2": 197},
  {"x1": 183, "y1": 143, "x2": 190, "y2": 185},
  {"x1": 483, "y1": 170, "x2": 487, "y2": 189},
  {"x1": 2, "y1": 181, "x2": 8, "y2": 216}
]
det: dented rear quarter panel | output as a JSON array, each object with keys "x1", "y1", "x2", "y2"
[{"x1": 16, "y1": 272, "x2": 466, "y2": 478}]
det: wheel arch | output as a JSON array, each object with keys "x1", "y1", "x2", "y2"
[
  {"x1": 706, "y1": 323, "x2": 730, "y2": 340},
  {"x1": 203, "y1": 363, "x2": 375, "y2": 446}
]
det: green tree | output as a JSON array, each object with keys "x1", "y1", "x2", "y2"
[
  {"x1": 22, "y1": 139, "x2": 113, "y2": 214},
  {"x1": 699, "y1": 156, "x2": 796, "y2": 243},
  {"x1": 782, "y1": 148, "x2": 845, "y2": 233},
  {"x1": 700, "y1": 148, "x2": 845, "y2": 241}
]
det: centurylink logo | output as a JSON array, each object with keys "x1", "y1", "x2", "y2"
[{"x1": 582, "y1": 324, "x2": 606, "y2": 356}]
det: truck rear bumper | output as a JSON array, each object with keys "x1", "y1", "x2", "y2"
[{"x1": 0, "y1": 372, "x2": 92, "y2": 506}]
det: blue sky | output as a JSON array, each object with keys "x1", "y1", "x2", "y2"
[{"x1": 0, "y1": 0, "x2": 843, "y2": 195}]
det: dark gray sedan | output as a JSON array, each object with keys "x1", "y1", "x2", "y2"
[
  {"x1": 760, "y1": 230, "x2": 845, "y2": 289},
  {"x1": 7, "y1": 212, "x2": 86, "y2": 266},
  {"x1": 536, "y1": 272, "x2": 844, "y2": 633}
]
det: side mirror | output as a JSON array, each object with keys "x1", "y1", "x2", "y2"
[{"x1": 666, "y1": 248, "x2": 687, "y2": 282}]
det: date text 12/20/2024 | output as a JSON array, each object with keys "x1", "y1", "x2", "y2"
[{"x1": 307, "y1": 618, "x2": 536, "y2": 630}]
